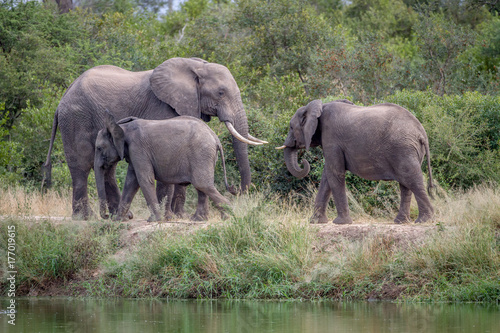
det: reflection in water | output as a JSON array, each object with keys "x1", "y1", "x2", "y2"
[{"x1": 1, "y1": 298, "x2": 499, "y2": 333}]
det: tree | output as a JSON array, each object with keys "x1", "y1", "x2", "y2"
[
  {"x1": 54, "y1": 0, "x2": 74, "y2": 13},
  {"x1": 236, "y1": 0, "x2": 333, "y2": 91},
  {"x1": 413, "y1": 13, "x2": 476, "y2": 95},
  {"x1": 0, "y1": 1, "x2": 82, "y2": 129},
  {"x1": 344, "y1": 0, "x2": 416, "y2": 39}
]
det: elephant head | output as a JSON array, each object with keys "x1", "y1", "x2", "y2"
[
  {"x1": 150, "y1": 57, "x2": 267, "y2": 192},
  {"x1": 94, "y1": 111, "x2": 126, "y2": 219},
  {"x1": 277, "y1": 99, "x2": 355, "y2": 179},
  {"x1": 278, "y1": 100, "x2": 323, "y2": 179}
]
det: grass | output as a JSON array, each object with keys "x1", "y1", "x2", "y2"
[
  {"x1": 0, "y1": 186, "x2": 72, "y2": 217},
  {"x1": 0, "y1": 184, "x2": 499, "y2": 302},
  {"x1": 0, "y1": 218, "x2": 124, "y2": 290}
]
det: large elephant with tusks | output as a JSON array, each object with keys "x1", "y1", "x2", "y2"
[{"x1": 43, "y1": 57, "x2": 266, "y2": 219}]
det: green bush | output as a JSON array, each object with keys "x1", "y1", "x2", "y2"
[
  {"x1": 0, "y1": 219, "x2": 123, "y2": 286},
  {"x1": 386, "y1": 90, "x2": 500, "y2": 188},
  {"x1": 109, "y1": 197, "x2": 313, "y2": 298}
]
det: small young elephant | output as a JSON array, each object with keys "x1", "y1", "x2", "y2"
[
  {"x1": 277, "y1": 99, "x2": 435, "y2": 224},
  {"x1": 95, "y1": 111, "x2": 236, "y2": 222}
]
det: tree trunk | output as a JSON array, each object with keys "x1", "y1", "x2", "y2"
[{"x1": 45, "y1": 0, "x2": 73, "y2": 13}]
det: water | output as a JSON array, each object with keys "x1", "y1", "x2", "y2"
[{"x1": 1, "y1": 298, "x2": 499, "y2": 332}]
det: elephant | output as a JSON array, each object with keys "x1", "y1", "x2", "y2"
[
  {"x1": 95, "y1": 112, "x2": 236, "y2": 222},
  {"x1": 42, "y1": 57, "x2": 266, "y2": 219},
  {"x1": 277, "y1": 99, "x2": 435, "y2": 224}
]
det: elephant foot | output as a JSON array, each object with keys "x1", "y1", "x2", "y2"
[
  {"x1": 333, "y1": 216, "x2": 353, "y2": 225},
  {"x1": 190, "y1": 213, "x2": 208, "y2": 222},
  {"x1": 172, "y1": 203, "x2": 186, "y2": 218},
  {"x1": 72, "y1": 209, "x2": 94, "y2": 221},
  {"x1": 175, "y1": 211, "x2": 188, "y2": 219},
  {"x1": 310, "y1": 213, "x2": 329, "y2": 224},
  {"x1": 164, "y1": 210, "x2": 174, "y2": 221},
  {"x1": 147, "y1": 214, "x2": 161, "y2": 223},
  {"x1": 415, "y1": 213, "x2": 433, "y2": 223},
  {"x1": 394, "y1": 214, "x2": 411, "y2": 224}
]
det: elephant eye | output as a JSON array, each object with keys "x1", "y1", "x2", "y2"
[{"x1": 218, "y1": 90, "x2": 224, "y2": 97}]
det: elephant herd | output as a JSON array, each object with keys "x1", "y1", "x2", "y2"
[{"x1": 43, "y1": 57, "x2": 435, "y2": 224}]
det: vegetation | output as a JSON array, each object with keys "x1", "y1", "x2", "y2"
[
  {"x1": 0, "y1": 186, "x2": 499, "y2": 302},
  {"x1": 0, "y1": 0, "x2": 499, "y2": 301}
]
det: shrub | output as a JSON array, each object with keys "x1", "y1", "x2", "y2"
[
  {"x1": 105, "y1": 192, "x2": 314, "y2": 298},
  {"x1": 0, "y1": 219, "x2": 123, "y2": 287},
  {"x1": 386, "y1": 90, "x2": 500, "y2": 188}
]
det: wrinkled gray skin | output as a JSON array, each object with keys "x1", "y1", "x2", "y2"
[
  {"x1": 95, "y1": 114, "x2": 236, "y2": 222},
  {"x1": 43, "y1": 57, "x2": 264, "y2": 220},
  {"x1": 281, "y1": 99, "x2": 435, "y2": 224}
]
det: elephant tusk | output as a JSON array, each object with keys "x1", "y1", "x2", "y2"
[
  {"x1": 247, "y1": 134, "x2": 268, "y2": 144},
  {"x1": 225, "y1": 122, "x2": 263, "y2": 146},
  {"x1": 275, "y1": 145, "x2": 287, "y2": 150}
]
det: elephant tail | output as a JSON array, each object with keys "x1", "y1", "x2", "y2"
[
  {"x1": 217, "y1": 139, "x2": 237, "y2": 195},
  {"x1": 41, "y1": 109, "x2": 58, "y2": 190},
  {"x1": 423, "y1": 137, "x2": 435, "y2": 200}
]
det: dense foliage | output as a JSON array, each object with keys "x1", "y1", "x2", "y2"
[{"x1": 0, "y1": 0, "x2": 499, "y2": 202}]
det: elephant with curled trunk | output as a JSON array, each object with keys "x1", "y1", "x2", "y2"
[
  {"x1": 277, "y1": 99, "x2": 435, "y2": 224},
  {"x1": 95, "y1": 113, "x2": 236, "y2": 222},
  {"x1": 42, "y1": 57, "x2": 266, "y2": 219}
]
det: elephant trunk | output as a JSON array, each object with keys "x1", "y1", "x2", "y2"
[
  {"x1": 94, "y1": 164, "x2": 109, "y2": 219},
  {"x1": 284, "y1": 147, "x2": 310, "y2": 179}
]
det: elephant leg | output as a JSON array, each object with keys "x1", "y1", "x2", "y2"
[
  {"x1": 191, "y1": 190, "x2": 209, "y2": 221},
  {"x1": 327, "y1": 174, "x2": 352, "y2": 225},
  {"x1": 156, "y1": 181, "x2": 170, "y2": 204},
  {"x1": 171, "y1": 184, "x2": 188, "y2": 218},
  {"x1": 412, "y1": 183, "x2": 434, "y2": 223},
  {"x1": 134, "y1": 166, "x2": 162, "y2": 222},
  {"x1": 324, "y1": 149, "x2": 352, "y2": 225},
  {"x1": 156, "y1": 182, "x2": 174, "y2": 220},
  {"x1": 197, "y1": 186, "x2": 230, "y2": 220},
  {"x1": 394, "y1": 183, "x2": 412, "y2": 224},
  {"x1": 104, "y1": 165, "x2": 121, "y2": 216},
  {"x1": 69, "y1": 165, "x2": 93, "y2": 220},
  {"x1": 311, "y1": 170, "x2": 331, "y2": 224},
  {"x1": 397, "y1": 162, "x2": 434, "y2": 223},
  {"x1": 115, "y1": 165, "x2": 140, "y2": 221}
]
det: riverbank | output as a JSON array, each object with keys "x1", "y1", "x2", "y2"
[{"x1": 1, "y1": 186, "x2": 499, "y2": 302}]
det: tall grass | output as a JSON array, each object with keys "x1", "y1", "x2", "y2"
[
  {"x1": 0, "y1": 185, "x2": 157, "y2": 220},
  {"x1": 0, "y1": 186, "x2": 72, "y2": 217},
  {"x1": 1, "y1": 184, "x2": 499, "y2": 302},
  {"x1": 0, "y1": 218, "x2": 124, "y2": 289},
  {"x1": 95, "y1": 191, "x2": 315, "y2": 298},
  {"x1": 308, "y1": 184, "x2": 500, "y2": 301},
  {"x1": 402, "y1": 185, "x2": 500, "y2": 302}
]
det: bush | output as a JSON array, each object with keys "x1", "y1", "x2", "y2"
[
  {"x1": 0, "y1": 219, "x2": 123, "y2": 287},
  {"x1": 104, "y1": 193, "x2": 314, "y2": 298},
  {"x1": 386, "y1": 90, "x2": 500, "y2": 188}
]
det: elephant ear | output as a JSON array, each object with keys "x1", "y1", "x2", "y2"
[
  {"x1": 104, "y1": 110, "x2": 125, "y2": 160},
  {"x1": 302, "y1": 100, "x2": 323, "y2": 151},
  {"x1": 150, "y1": 57, "x2": 207, "y2": 118}
]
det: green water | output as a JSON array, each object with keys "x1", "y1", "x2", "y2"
[{"x1": 1, "y1": 298, "x2": 499, "y2": 332}]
